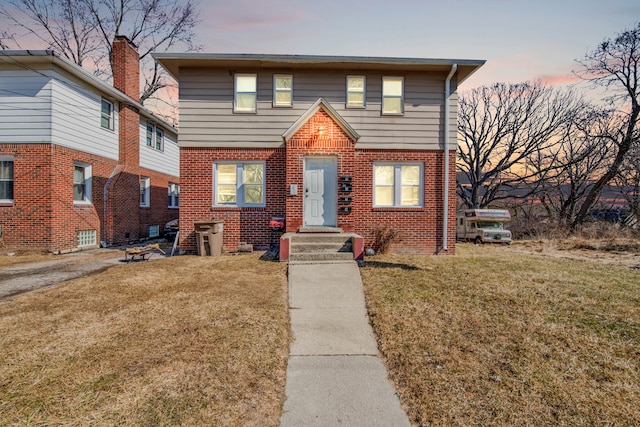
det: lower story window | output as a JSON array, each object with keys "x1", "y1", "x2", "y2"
[
  {"x1": 140, "y1": 177, "x2": 150, "y2": 207},
  {"x1": 168, "y1": 182, "x2": 179, "y2": 208},
  {"x1": 77, "y1": 230, "x2": 96, "y2": 247},
  {"x1": 149, "y1": 224, "x2": 160, "y2": 238},
  {"x1": 374, "y1": 163, "x2": 423, "y2": 207},
  {"x1": 0, "y1": 158, "x2": 14, "y2": 202},
  {"x1": 74, "y1": 162, "x2": 92, "y2": 204},
  {"x1": 214, "y1": 162, "x2": 265, "y2": 207}
]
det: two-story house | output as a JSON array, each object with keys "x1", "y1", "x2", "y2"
[
  {"x1": 0, "y1": 37, "x2": 179, "y2": 253},
  {"x1": 154, "y1": 53, "x2": 483, "y2": 257}
]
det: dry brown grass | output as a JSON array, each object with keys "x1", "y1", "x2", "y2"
[
  {"x1": 361, "y1": 244, "x2": 640, "y2": 426},
  {"x1": 0, "y1": 253, "x2": 289, "y2": 426},
  {"x1": 0, "y1": 250, "x2": 53, "y2": 267}
]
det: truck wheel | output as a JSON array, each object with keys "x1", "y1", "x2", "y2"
[{"x1": 474, "y1": 236, "x2": 482, "y2": 245}]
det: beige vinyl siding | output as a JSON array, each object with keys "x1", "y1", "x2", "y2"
[
  {"x1": 178, "y1": 68, "x2": 456, "y2": 150},
  {"x1": 139, "y1": 123, "x2": 180, "y2": 177}
]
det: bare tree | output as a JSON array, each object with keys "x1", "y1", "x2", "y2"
[
  {"x1": 571, "y1": 22, "x2": 640, "y2": 229},
  {"x1": 0, "y1": 0, "x2": 200, "y2": 105},
  {"x1": 613, "y1": 140, "x2": 640, "y2": 224},
  {"x1": 530, "y1": 110, "x2": 614, "y2": 226},
  {"x1": 457, "y1": 81, "x2": 585, "y2": 209}
]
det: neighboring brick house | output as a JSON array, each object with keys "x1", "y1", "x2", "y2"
[
  {"x1": 0, "y1": 37, "x2": 179, "y2": 252},
  {"x1": 154, "y1": 53, "x2": 483, "y2": 255}
]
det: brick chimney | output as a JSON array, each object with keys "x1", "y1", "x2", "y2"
[
  {"x1": 111, "y1": 35, "x2": 140, "y2": 167},
  {"x1": 107, "y1": 35, "x2": 141, "y2": 244},
  {"x1": 112, "y1": 35, "x2": 140, "y2": 102}
]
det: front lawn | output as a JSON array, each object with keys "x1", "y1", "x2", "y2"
[
  {"x1": 361, "y1": 244, "x2": 640, "y2": 426},
  {"x1": 0, "y1": 253, "x2": 289, "y2": 426}
]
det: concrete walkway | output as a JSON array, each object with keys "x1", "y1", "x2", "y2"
[{"x1": 280, "y1": 261, "x2": 411, "y2": 427}]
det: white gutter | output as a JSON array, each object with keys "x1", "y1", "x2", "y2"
[{"x1": 443, "y1": 63, "x2": 457, "y2": 252}]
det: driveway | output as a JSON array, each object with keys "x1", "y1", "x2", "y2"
[{"x1": 0, "y1": 248, "x2": 162, "y2": 300}]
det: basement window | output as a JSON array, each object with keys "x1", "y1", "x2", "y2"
[
  {"x1": 149, "y1": 224, "x2": 160, "y2": 238},
  {"x1": 77, "y1": 230, "x2": 97, "y2": 247}
]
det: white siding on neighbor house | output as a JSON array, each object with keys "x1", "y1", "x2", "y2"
[
  {"x1": 139, "y1": 121, "x2": 179, "y2": 177},
  {"x1": 50, "y1": 66, "x2": 119, "y2": 160},
  {"x1": 178, "y1": 68, "x2": 458, "y2": 150},
  {"x1": 0, "y1": 66, "x2": 53, "y2": 143}
]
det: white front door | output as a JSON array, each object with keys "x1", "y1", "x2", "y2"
[{"x1": 304, "y1": 157, "x2": 337, "y2": 227}]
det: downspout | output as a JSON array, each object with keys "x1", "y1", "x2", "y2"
[
  {"x1": 102, "y1": 164, "x2": 124, "y2": 246},
  {"x1": 443, "y1": 63, "x2": 457, "y2": 252}
]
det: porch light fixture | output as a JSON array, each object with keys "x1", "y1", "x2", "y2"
[{"x1": 316, "y1": 126, "x2": 325, "y2": 136}]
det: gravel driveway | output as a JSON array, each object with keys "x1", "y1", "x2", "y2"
[{"x1": 0, "y1": 248, "x2": 163, "y2": 300}]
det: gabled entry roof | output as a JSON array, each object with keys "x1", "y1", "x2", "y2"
[{"x1": 282, "y1": 98, "x2": 360, "y2": 143}]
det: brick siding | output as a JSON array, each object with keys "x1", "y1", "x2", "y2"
[{"x1": 178, "y1": 109, "x2": 456, "y2": 255}]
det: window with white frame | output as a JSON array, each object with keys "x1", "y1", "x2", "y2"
[
  {"x1": 273, "y1": 74, "x2": 293, "y2": 107},
  {"x1": 155, "y1": 128, "x2": 163, "y2": 150},
  {"x1": 346, "y1": 76, "x2": 366, "y2": 108},
  {"x1": 140, "y1": 176, "x2": 150, "y2": 207},
  {"x1": 101, "y1": 98, "x2": 113, "y2": 129},
  {"x1": 373, "y1": 163, "x2": 423, "y2": 207},
  {"x1": 168, "y1": 182, "x2": 179, "y2": 208},
  {"x1": 149, "y1": 225, "x2": 160, "y2": 238},
  {"x1": 73, "y1": 162, "x2": 92, "y2": 204},
  {"x1": 146, "y1": 123, "x2": 164, "y2": 151},
  {"x1": 77, "y1": 229, "x2": 97, "y2": 247},
  {"x1": 234, "y1": 74, "x2": 257, "y2": 113},
  {"x1": 214, "y1": 162, "x2": 265, "y2": 207},
  {"x1": 0, "y1": 158, "x2": 14, "y2": 202},
  {"x1": 382, "y1": 77, "x2": 404, "y2": 114}
]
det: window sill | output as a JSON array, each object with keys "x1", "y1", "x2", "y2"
[
  {"x1": 140, "y1": 205, "x2": 151, "y2": 209},
  {"x1": 0, "y1": 201, "x2": 14, "y2": 207},
  {"x1": 373, "y1": 206, "x2": 423, "y2": 211},
  {"x1": 213, "y1": 205, "x2": 265, "y2": 211},
  {"x1": 381, "y1": 112, "x2": 404, "y2": 116},
  {"x1": 169, "y1": 206, "x2": 179, "y2": 210},
  {"x1": 74, "y1": 201, "x2": 93, "y2": 206}
]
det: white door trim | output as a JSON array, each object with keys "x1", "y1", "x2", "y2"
[{"x1": 303, "y1": 156, "x2": 338, "y2": 227}]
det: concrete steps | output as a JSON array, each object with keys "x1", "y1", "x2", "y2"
[{"x1": 282, "y1": 232, "x2": 363, "y2": 262}]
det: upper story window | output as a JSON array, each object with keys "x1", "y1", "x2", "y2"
[
  {"x1": 0, "y1": 158, "x2": 14, "y2": 203},
  {"x1": 140, "y1": 176, "x2": 150, "y2": 207},
  {"x1": 346, "y1": 76, "x2": 366, "y2": 108},
  {"x1": 273, "y1": 75, "x2": 293, "y2": 107},
  {"x1": 234, "y1": 74, "x2": 257, "y2": 113},
  {"x1": 382, "y1": 77, "x2": 404, "y2": 115},
  {"x1": 73, "y1": 162, "x2": 92, "y2": 204},
  {"x1": 373, "y1": 163, "x2": 423, "y2": 207},
  {"x1": 168, "y1": 182, "x2": 179, "y2": 208},
  {"x1": 101, "y1": 98, "x2": 113, "y2": 129},
  {"x1": 146, "y1": 123, "x2": 164, "y2": 151},
  {"x1": 214, "y1": 162, "x2": 265, "y2": 207}
]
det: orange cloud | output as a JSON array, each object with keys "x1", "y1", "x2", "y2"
[{"x1": 539, "y1": 74, "x2": 582, "y2": 86}]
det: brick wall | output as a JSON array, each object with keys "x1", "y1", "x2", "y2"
[
  {"x1": 139, "y1": 166, "x2": 180, "y2": 239},
  {"x1": 178, "y1": 108, "x2": 457, "y2": 255},
  {"x1": 0, "y1": 144, "x2": 115, "y2": 251}
]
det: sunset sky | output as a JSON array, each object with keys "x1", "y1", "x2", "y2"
[
  {"x1": 193, "y1": 0, "x2": 639, "y2": 90},
  {"x1": 1, "y1": 0, "x2": 638, "y2": 92}
]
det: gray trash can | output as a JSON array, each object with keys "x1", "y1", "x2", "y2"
[{"x1": 194, "y1": 220, "x2": 224, "y2": 256}]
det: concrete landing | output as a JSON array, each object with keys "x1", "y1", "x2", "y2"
[{"x1": 280, "y1": 262, "x2": 410, "y2": 427}]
